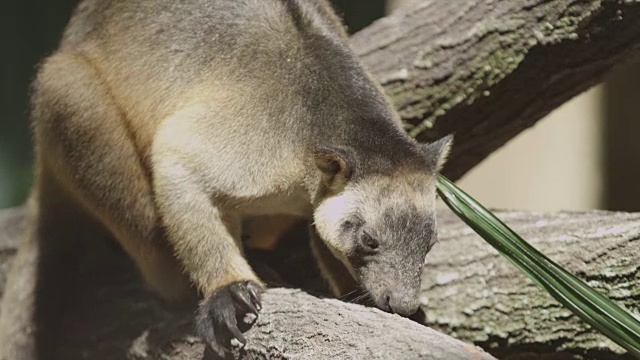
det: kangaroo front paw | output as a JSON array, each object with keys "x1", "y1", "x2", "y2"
[{"x1": 195, "y1": 281, "x2": 262, "y2": 358}]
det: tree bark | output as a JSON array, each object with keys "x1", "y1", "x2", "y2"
[
  {"x1": 0, "y1": 207, "x2": 494, "y2": 360},
  {"x1": 356, "y1": 0, "x2": 640, "y2": 180},
  {"x1": 425, "y1": 208, "x2": 640, "y2": 360},
  {"x1": 1, "y1": 207, "x2": 639, "y2": 359}
]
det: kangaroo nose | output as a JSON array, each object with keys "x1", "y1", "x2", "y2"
[{"x1": 382, "y1": 290, "x2": 420, "y2": 316}]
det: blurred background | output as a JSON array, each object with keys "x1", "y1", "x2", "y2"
[{"x1": 1, "y1": 0, "x2": 638, "y2": 211}]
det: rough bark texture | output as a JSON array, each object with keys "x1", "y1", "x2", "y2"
[
  {"x1": 425, "y1": 209, "x2": 640, "y2": 359},
  {"x1": 1, "y1": 207, "x2": 639, "y2": 359},
  {"x1": 0, "y1": 207, "x2": 494, "y2": 360},
  {"x1": 356, "y1": 0, "x2": 640, "y2": 180}
]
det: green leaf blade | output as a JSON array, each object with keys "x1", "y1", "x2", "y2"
[{"x1": 436, "y1": 174, "x2": 640, "y2": 357}]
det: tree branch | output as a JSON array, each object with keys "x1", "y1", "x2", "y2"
[
  {"x1": 0, "y1": 207, "x2": 494, "y2": 360},
  {"x1": 1, "y1": 207, "x2": 639, "y2": 359},
  {"x1": 355, "y1": 0, "x2": 640, "y2": 180},
  {"x1": 424, "y1": 209, "x2": 640, "y2": 359}
]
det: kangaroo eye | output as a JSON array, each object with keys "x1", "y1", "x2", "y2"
[{"x1": 360, "y1": 230, "x2": 380, "y2": 252}]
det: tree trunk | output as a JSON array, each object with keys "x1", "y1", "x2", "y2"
[{"x1": 358, "y1": 0, "x2": 640, "y2": 180}]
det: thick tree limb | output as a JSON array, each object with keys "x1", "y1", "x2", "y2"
[
  {"x1": 424, "y1": 209, "x2": 640, "y2": 359},
  {"x1": 1, "y1": 207, "x2": 639, "y2": 359},
  {"x1": 0, "y1": 207, "x2": 494, "y2": 360},
  {"x1": 355, "y1": 0, "x2": 640, "y2": 180}
]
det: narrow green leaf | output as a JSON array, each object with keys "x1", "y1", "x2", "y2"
[{"x1": 436, "y1": 174, "x2": 640, "y2": 357}]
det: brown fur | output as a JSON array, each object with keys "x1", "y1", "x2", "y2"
[
  {"x1": 1, "y1": 0, "x2": 452, "y2": 357},
  {"x1": 244, "y1": 215, "x2": 302, "y2": 250}
]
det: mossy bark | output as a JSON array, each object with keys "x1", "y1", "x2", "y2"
[{"x1": 354, "y1": 0, "x2": 640, "y2": 180}]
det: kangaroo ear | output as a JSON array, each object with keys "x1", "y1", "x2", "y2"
[
  {"x1": 314, "y1": 146, "x2": 357, "y2": 190},
  {"x1": 421, "y1": 134, "x2": 453, "y2": 172}
]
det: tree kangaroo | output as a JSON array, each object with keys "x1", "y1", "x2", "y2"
[{"x1": 0, "y1": 0, "x2": 451, "y2": 357}]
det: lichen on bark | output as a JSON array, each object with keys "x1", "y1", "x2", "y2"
[{"x1": 353, "y1": 0, "x2": 640, "y2": 179}]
